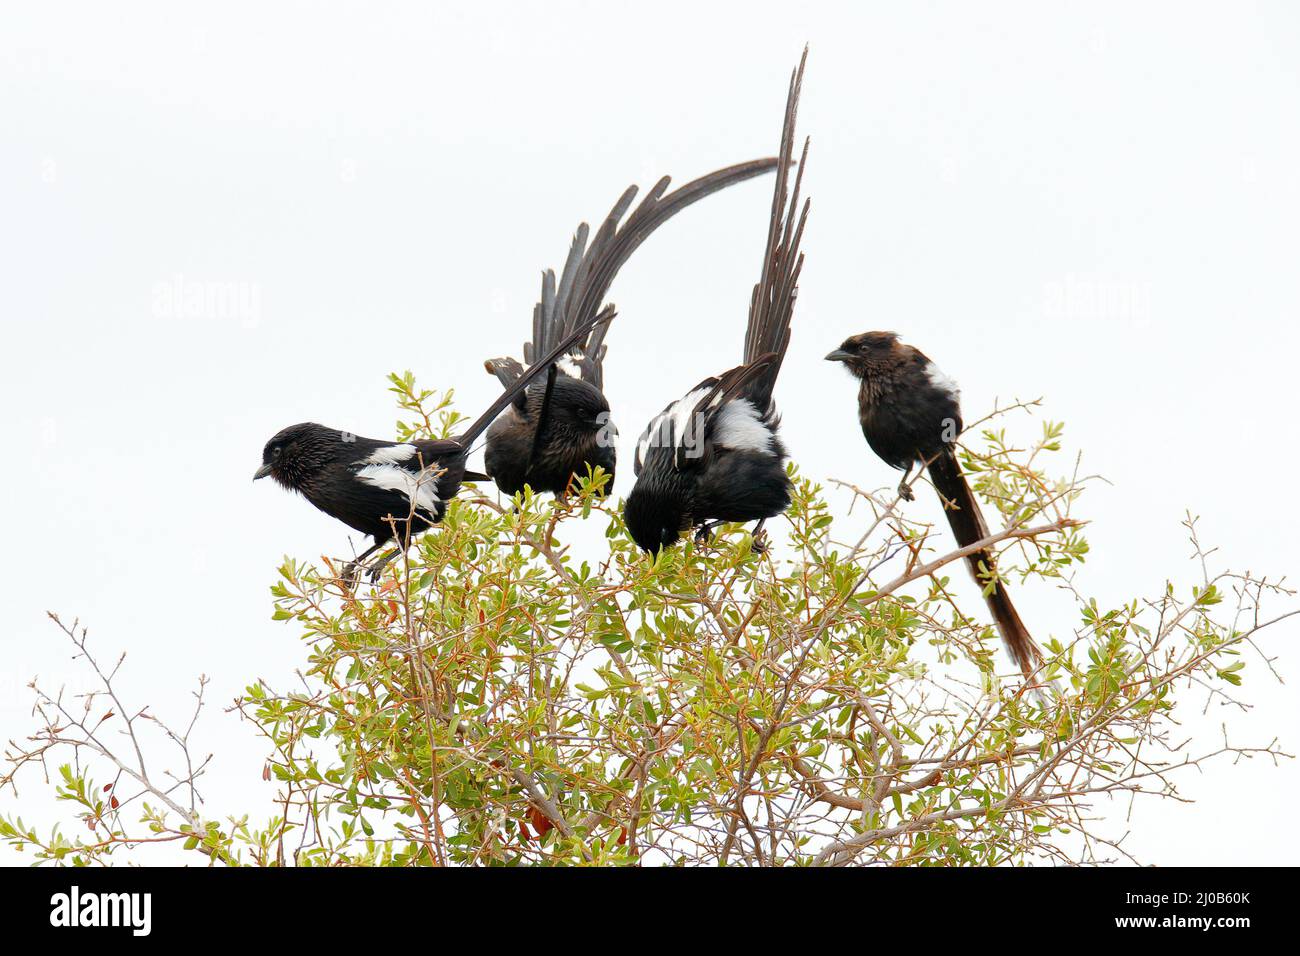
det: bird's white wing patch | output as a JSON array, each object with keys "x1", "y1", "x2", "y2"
[
  {"x1": 634, "y1": 414, "x2": 666, "y2": 474},
  {"x1": 634, "y1": 427, "x2": 652, "y2": 474},
  {"x1": 667, "y1": 385, "x2": 714, "y2": 448},
  {"x1": 355, "y1": 463, "x2": 443, "y2": 514},
  {"x1": 713, "y1": 398, "x2": 775, "y2": 455},
  {"x1": 636, "y1": 385, "x2": 713, "y2": 473},
  {"x1": 556, "y1": 352, "x2": 584, "y2": 379},
  {"x1": 362, "y1": 444, "x2": 419, "y2": 465},
  {"x1": 925, "y1": 362, "x2": 961, "y2": 402}
]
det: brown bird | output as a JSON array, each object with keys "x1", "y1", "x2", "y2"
[{"x1": 825, "y1": 331, "x2": 1047, "y2": 682}]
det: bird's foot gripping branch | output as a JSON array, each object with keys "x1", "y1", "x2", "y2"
[{"x1": 4, "y1": 390, "x2": 1293, "y2": 866}]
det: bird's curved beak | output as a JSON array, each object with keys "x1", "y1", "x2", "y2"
[
  {"x1": 824, "y1": 349, "x2": 853, "y2": 363},
  {"x1": 253, "y1": 463, "x2": 273, "y2": 481}
]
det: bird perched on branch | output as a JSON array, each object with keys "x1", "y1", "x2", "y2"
[
  {"x1": 824, "y1": 331, "x2": 1047, "y2": 681},
  {"x1": 482, "y1": 158, "x2": 780, "y2": 499},
  {"x1": 624, "y1": 50, "x2": 809, "y2": 554},
  {"x1": 255, "y1": 310, "x2": 613, "y2": 583}
]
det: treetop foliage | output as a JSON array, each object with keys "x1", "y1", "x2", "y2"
[{"x1": 3, "y1": 374, "x2": 1292, "y2": 866}]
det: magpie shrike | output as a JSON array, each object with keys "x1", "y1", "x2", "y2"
[
  {"x1": 482, "y1": 159, "x2": 779, "y2": 498},
  {"x1": 624, "y1": 50, "x2": 809, "y2": 554},
  {"x1": 254, "y1": 309, "x2": 613, "y2": 582},
  {"x1": 824, "y1": 331, "x2": 1046, "y2": 680}
]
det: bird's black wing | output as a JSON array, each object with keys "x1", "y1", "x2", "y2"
[
  {"x1": 741, "y1": 47, "x2": 809, "y2": 414},
  {"x1": 488, "y1": 158, "x2": 781, "y2": 392},
  {"x1": 633, "y1": 356, "x2": 780, "y2": 476},
  {"x1": 677, "y1": 355, "x2": 780, "y2": 470}
]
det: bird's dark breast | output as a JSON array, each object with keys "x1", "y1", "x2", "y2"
[
  {"x1": 533, "y1": 429, "x2": 616, "y2": 495},
  {"x1": 858, "y1": 377, "x2": 959, "y2": 471},
  {"x1": 695, "y1": 448, "x2": 791, "y2": 523},
  {"x1": 300, "y1": 473, "x2": 408, "y2": 542},
  {"x1": 486, "y1": 413, "x2": 615, "y2": 496}
]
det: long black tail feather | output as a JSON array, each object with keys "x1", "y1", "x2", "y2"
[
  {"x1": 518, "y1": 157, "x2": 781, "y2": 389},
  {"x1": 743, "y1": 46, "x2": 810, "y2": 412},
  {"x1": 926, "y1": 446, "x2": 1042, "y2": 679}
]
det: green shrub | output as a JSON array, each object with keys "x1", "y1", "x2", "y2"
[{"x1": 3, "y1": 380, "x2": 1290, "y2": 866}]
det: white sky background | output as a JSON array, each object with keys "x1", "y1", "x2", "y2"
[{"x1": 2, "y1": 1, "x2": 1297, "y2": 865}]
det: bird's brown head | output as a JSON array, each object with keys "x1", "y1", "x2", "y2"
[{"x1": 824, "y1": 331, "x2": 901, "y2": 375}]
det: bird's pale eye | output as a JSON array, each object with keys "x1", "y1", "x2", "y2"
[{"x1": 273, "y1": 447, "x2": 282, "y2": 458}]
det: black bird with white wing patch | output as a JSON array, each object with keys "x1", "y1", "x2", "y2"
[
  {"x1": 624, "y1": 51, "x2": 809, "y2": 554},
  {"x1": 483, "y1": 159, "x2": 779, "y2": 498},
  {"x1": 255, "y1": 310, "x2": 613, "y2": 582},
  {"x1": 825, "y1": 330, "x2": 1047, "y2": 681}
]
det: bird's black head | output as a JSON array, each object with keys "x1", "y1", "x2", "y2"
[
  {"x1": 623, "y1": 484, "x2": 686, "y2": 554},
  {"x1": 254, "y1": 422, "x2": 339, "y2": 491},
  {"x1": 541, "y1": 377, "x2": 615, "y2": 439},
  {"x1": 824, "y1": 331, "x2": 901, "y2": 376}
]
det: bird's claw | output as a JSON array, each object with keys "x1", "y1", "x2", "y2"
[
  {"x1": 750, "y1": 529, "x2": 770, "y2": 554},
  {"x1": 897, "y1": 479, "x2": 915, "y2": 502},
  {"x1": 340, "y1": 559, "x2": 383, "y2": 587}
]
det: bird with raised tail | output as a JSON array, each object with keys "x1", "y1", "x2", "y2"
[
  {"x1": 624, "y1": 49, "x2": 809, "y2": 554},
  {"x1": 482, "y1": 159, "x2": 781, "y2": 499}
]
